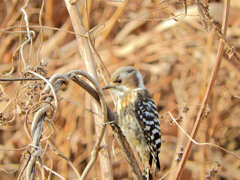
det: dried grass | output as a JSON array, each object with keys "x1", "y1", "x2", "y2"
[{"x1": 0, "y1": 0, "x2": 240, "y2": 179}]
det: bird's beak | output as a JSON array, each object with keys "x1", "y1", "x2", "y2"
[{"x1": 102, "y1": 84, "x2": 114, "y2": 90}]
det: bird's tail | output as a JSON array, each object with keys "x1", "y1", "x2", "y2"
[
  {"x1": 156, "y1": 156, "x2": 160, "y2": 171},
  {"x1": 145, "y1": 154, "x2": 160, "y2": 179},
  {"x1": 151, "y1": 153, "x2": 161, "y2": 173},
  {"x1": 143, "y1": 167, "x2": 152, "y2": 180}
]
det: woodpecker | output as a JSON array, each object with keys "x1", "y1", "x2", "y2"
[{"x1": 103, "y1": 66, "x2": 161, "y2": 179}]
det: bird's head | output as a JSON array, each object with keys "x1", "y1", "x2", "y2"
[{"x1": 103, "y1": 66, "x2": 145, "y2": 98}]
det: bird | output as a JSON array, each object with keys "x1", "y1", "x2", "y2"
[{"x1": 103, "y1": 66, "x2": 161, "y2": 179}]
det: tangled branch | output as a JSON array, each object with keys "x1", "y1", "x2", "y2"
[{"x1": 18, "y1": 70, "x2": 143, "y2": 179}]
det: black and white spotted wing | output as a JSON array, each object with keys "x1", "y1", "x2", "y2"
[{"x1": 134, "y1": 89, "x2": 161, "y2": 169}]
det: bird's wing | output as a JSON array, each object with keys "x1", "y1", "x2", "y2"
[{"x1": 134, "y1": 89, "x2": 161, "y2": 168}]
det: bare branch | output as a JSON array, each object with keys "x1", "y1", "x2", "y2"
[{"x1": 23, "y1": 73, "x2": 70, "y2": 180}]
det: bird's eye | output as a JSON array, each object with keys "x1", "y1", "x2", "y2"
[{"x1": 115, "y1": 79, "x2": 122, "y2": 83}]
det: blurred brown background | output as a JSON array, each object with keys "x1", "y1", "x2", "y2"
[{"x1": 0, "y1": 0, "x2": 240, "y2": 179}]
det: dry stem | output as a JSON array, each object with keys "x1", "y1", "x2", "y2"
[
  {"x1": 173, "y1": 0, "x2": 230, "y2": 179},
  {"x1": 64, "y1": 1, "x2": 113, "y2": 179}
]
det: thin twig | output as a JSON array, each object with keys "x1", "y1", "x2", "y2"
[
  {"x1": 36, "y1": 0, "x2": 45, "y2": 63},
  {"x1": 169, "y1": 112, "x2": 240, "y2": 159},
  {"x1": 0, "y1": 25, "x2": 87, "y2": 37},
  {"x1": 0, "y1": 77, "x2": 49, "y2": 81},
  {"x1": 48, "y1": 141, "x2": 81, "y2": 179},
  {"x1": 20, "y1": 0, "x2": 34, "y2": 68},
  {"x1": 35, "y1": 161, "x2": 65, "y2": 180}
]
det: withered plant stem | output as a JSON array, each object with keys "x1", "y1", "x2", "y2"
[{"x1": 173, "y1": 0, "x2": 230, "y2": 179}]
